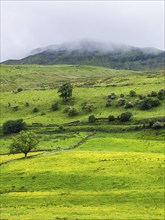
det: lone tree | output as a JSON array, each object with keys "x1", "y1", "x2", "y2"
[
  {"x1": 9, "y1": 131, "x2": 39, "y2": 159},
  {"x1": 58, "y1": 82, "x2": 73, "y2": 101}
]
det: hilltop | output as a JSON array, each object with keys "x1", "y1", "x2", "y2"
[{"x1": 2, "y1": 40, "x2": 165, "y2": 70}]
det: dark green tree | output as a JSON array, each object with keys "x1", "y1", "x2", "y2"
[
  {"x1": 58, "y1": 82, "x2": 73, "y2": 101},
  {"x1": 3, "y1": 119, "x2": 27, "y2": 135},
  {"x1": 119, "y1": 112, "x2": 132, "y2": 122},
  {"x1": 9, "y1": 131, "x2": 39, "y2": 159},
  {"x1": 88, "y1": 115, "x2": 96, "y2": 123}
]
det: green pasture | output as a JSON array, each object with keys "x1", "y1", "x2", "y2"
[
  {"x1": 0, "y1": 85, "x2": 164, "y2": 126},
  {"x1": 0, "y1": 132, "x2": 89, "y2": 154},
  {"x1": 75, "y1": 130, "x2": 165, "y2": 153},
  {"x1": 1, "y1": 151, "x2": 164, "y2": 219},
  {"x1": 0, "y1": 64, "x2": 164, "y2": 219}
]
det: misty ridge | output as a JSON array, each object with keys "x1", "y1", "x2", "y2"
[
  {"x1": 2, "y1": 39, "x2": 164, "y2": 71},
  {"x1": 29, "y1": 39, "x2": 163, "y2": 56}
]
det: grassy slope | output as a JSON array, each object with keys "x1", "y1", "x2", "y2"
[
  {"x1": 0, "y1": 64, "x2": 165, "y2": 219},
  {"x1": 1, "y1": 151, "x2": 164, "y2": 219},
  {"x1": 0, "y1": 65, "x2": 164, "y2": 125}
]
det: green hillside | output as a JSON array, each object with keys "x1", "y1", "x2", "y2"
[
  {"x1": 2, "y1": 49, "x2": 165, "y2": 71},
  {"x1": 0, "y1": 64, "x2": 164, "y2": 219}
]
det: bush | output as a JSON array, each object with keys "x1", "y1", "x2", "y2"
[
  {"x1": 68, "y1": 108, "x2": 78, "y2": 116},
  {"x1": 58, "y1": 125, "x2": 65, "y2": 132},
  {"x1": 138, "y1": 95, "x2": 145, "y2": 100},
  {"x1": 124, "y1": 102, "x2": 134, "y2": 109},
  {"x1": 120, "y1": 94, "x2": 124, "y2": 98},
  {"x1": 129, "y1": 90, "x2": 136, "y2": 97},
  {"x1": 17, "y1": 88, "x2": 23, "y2": 93},
  {"x1": 81, "y1": 102, "x2": 93, "y2": 112},
  {"x1": 105, "y1": 99, "x2": 111, "y2": 107},
  {"x1": 13, "y1": 106, "x2": 19, "y2": 111},
  {"x1": 157, "y1": 89, "x2": 165, "y2": 100},
  {"x1": 88, "y1": 115, "x2": 96, "y2": 123},
  {"x1": 139, "y1": 97, "x2": 160, "y2": 110},
  {"x1": 40, "y1": 111, "x2": 46, "y2": 116},
  {"x1": 51, "y1": 102, "x2": 59, "y2": 111},
  {"x1": 63, "y1": 107, "x2": 71, "y2": 113},
  {"x1": 117, "y1": 98, "x2": 126, "y2": 106},
  {"x1": 108, "y1": 115, "x2": 115, "y2": 122},
  {"x1": 25, "y1": 102, "x2": 29, "y2": 107},
  {"x1": 119, "y1": 112, "x2": 132, "y2": 122},
  {"x1": 33, "y1": 107, "x2": 40, "y2": 113},
  {"x1": 107, "y1": 92, "x2": 116, "y2": 99},
  {"x1": 152, "y1": 121, "x2": 164, "y2": 129},
  {"x1": 148, "y1": 91, "x2": 157, "y2": 97},
  {"x1": 3, "y1": 119, "x2": 27, "y2": 135}
]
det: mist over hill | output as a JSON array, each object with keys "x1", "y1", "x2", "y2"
[{"x1": 2, "y1": 40, "x2": 165, "y2": 70}]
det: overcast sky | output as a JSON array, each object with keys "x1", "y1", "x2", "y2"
[{"x1": 1, "y1": 0, "x2": 164, "y2": 61}]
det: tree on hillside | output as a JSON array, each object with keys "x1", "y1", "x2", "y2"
[
  {"x1": 3, "y1": 119, "x2": 27, "y2": 135},
  {"x1": 9, "y1": 131, "x2": 39, "y2": 159},
  {"x1": 58, "y1": 82, "x2": 73, "y2": 102}
]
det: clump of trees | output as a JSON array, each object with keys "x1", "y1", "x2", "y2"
[
  {"x1": 139, "y1": 97, "x2": 160, "y2": 110},
  {"x1": 118, "y1": 112, "x2": 132, "y2": 122},
  {"x1": 58, "y1": 82, "x2": 73, "y2": 102},
  {"x1": 9, "y1": 131, "x2": 39, "y2": 159},
  {"x1": 3, "y1": 119, "x2": 27, "y2": 135}
]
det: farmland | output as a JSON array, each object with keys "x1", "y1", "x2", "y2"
[{"x1": 0, "y1": 64, "x2": 165, "y2": 219}]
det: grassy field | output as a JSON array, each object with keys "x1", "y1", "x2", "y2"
[
  {"x1": 0, "y1": 72, "x2": 164, "y2": 125},
  {"x1": 1, "y1": 151, "x2": 164, "y2": 219},
  {"x1": 0, "y1": 64, "x2": 164, "y2": 219}
]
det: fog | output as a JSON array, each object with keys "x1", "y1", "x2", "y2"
[{"x1": 1, "y1": 0, "x2": 164, "y2": 61}]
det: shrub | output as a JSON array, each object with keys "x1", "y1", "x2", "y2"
[
  {"x1": 148, "y1": 120, "x2": 154, "y2": 128},
  {"x1": 82, "y1": 101, "x2": 94, "y2": 112},
  {"x1": 120, "y1": 94, "x2": 125, "y2": 98},
  {"x1": 152, "y1": 121, "x2": 164, "y2": 129},
  {"x1": 3, "y1": 119, "x2": 27, "y2": 135},
  {"x1": 88, "y1": 115, "x2": 96, "y2": 123},
  {"x1": 40, "y1": 111, "x2": 46, "y2": 116},
  {"x1": 25, "y1": 102, "x2": 29, "y2": 107},
  {"x1": 148, "y1": 91, "x2": 157, "y2": 97},
  {"x1": 63, "y1": 107, "x2": 71, "y2": 113},
  {"x1": 17, "y1": 88, "x2": 23, "y2": 93},
  {"x1": 58, "y1": 125, "x2": 65, "y2": 132},
  {"x1": 117, "y1": 98, "x2": 126, "y2": 106},
  {"x1": 108, "y1": 115, "x2": 115, "y2": 122},
  {"x1": 129, "y1": 90, "x2": 136, "y2": 97},
  {"x1": 124, "y1": 102, "x2": 134, "y2": 109},
  {"x1": 157, "y1": 89, "x2": 165, "y2": 100},
  {"x1": 119, "y1": 112, "x2": 132, "y2": 122},
  {"x1": 33, "y1": 107, "x2": 40, "y2": 113},
  {"x1": 105, "y1": 99, "x2": 111, "y2": 107},
  {"x1": 51, "y1": 102, "x2": 59, "y2": 111},
  {"x1": 138, "y1": 95, "x2": 145, "y2": 100},
  {"x1": 68, "y1": 108, "x2": 78, "y2": 116},
  {"x1": 13, "y1": 106, "x2": 19, "y2": 111},
  {"x1": 107, "y1": 92, "x2": 116, "y2": 99},
  {"x1": 139, "y1": 97, "x2": 160, "y2": 110}
]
